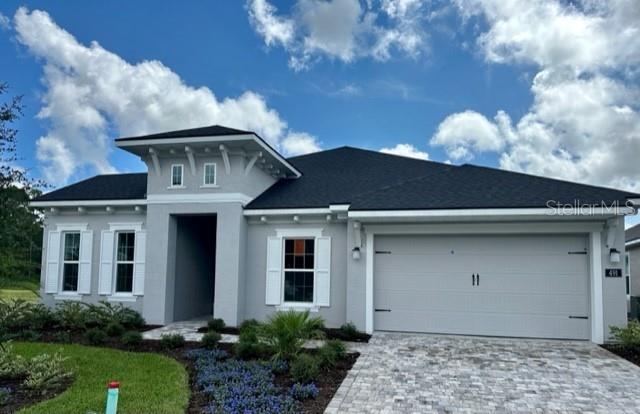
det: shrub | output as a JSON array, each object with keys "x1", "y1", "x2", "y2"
[
  {"x1": 83, "y1": 302, "x2": 145, "y2": 329},
  {"x1": 188, "y1": 349, "x2": 298, "y2": 413},
  {"x1": 0, "y1": 344, "x2": 27, "y2": 378},
  {"x1": 85, "y1": 328, "x2": 108, "y2": 345},
  {"x1": 0, "y1": 299, "x2": 54, "y2": 334},
  {"x1": 23, "y1": 352, "x2": 73, "y2": 393},
  {"x1": 266, "y1": 358, "x2": 288, "y2": 374},
  {"x1": 318, "y1": 339, "x2": 346, "y2": 368},
  {"x1": 52, "y1": 331, "x2": 72, "y2": 343},
  {"x1": 234, "y1": 321, "x2": 267, "y2": 359},
  {"x1": 290, "y1": 354, "x2": 320, "y2": 384},
  {"x1": 105, "y1": 322, "x2": 125, "y2": 337},
  {"x1": 0, "y1": 386, "x2": 10, "y2": 406},
  {"x1": 160, "y1": 333, "x2": 185, "y2": 349},
  {"x1": 339, "y1": 322, "x2": 358, "y2": 338},
  {"x1": 239, "y1": 319, "x2": 260, "y2": 331},
  {"x1": 121, "y1": 331, "x2": 143, "y2": 346},
  {"x1": 611, "y1": 320, "x2": 640, "y2": 347},
  {"x1": 54, "y1": 302, "x2": 89, "y2": 331},
  {"x1": 17, "y1": 329, "x2": 41, "y2": 342},
  {"x1": 202, "y1": 331, "x2": 222, "y2": 349},
  {"x1": 259, "y1": 310, "x2": 325, "y2": 361},
  {"x1": 207, "y1": 318, "x2": 226, "y2": 332},
  {"x1": 288, "y1": 383, "x2": 319, "y2": 400}
]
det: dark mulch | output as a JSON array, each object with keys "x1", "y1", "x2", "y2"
[
  {"x1": 13, "y1": 331, "x2": 359, "y2": 414},
  {"x1": 0, "y1": 376, "x2": 73, "y2": 414},
  {"x1": 197, "y1": 326, "x2": 240, "y2": 335},
  {"x1": 601, "y1": 344, "x2": 640, "y2": 367},
  {"x1": 197, "y1": 326, "x2": 371, "y2": 343}
]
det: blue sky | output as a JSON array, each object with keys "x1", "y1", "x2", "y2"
[{"x1": 1, "y1": 1, "x2": 639, "y2": 226}]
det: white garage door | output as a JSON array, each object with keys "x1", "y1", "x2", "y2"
[{"x1": 374, "y1": 234, "x2": 590, "y2": 340}]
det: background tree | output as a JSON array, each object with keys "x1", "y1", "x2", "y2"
[{"x1": 0, "y1": 82, "x2": 45, "y2": 286}]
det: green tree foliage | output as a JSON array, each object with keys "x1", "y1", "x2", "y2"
[{"x1": 0, "y1": 82, "x2": 45, "y2": 282}]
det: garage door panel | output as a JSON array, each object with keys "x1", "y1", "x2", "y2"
[
  {"x1": 374, "y1": 234, "x2": 590, "y2": 340},
  {"x1": 376, "y1": 254, "x2": 588, "y2": 275},
  {"x1": 375, "y1": 289, "x2": 588, "y2": 315},
  {"x1": 375, "y1": 309, "x2": 590, "y2": 340}
]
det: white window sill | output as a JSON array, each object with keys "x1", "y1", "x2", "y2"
[
  {"x1": 276, "y1": 303, "x2": 320, "y2": 312},
  {"x1": 200, "y1": 184, "x2": 220, "y2": 188},
  {"x1": 54, "y1": 293, "x2": 82, "y2": 301},
  {"x1": 167, "y1": 185, "x2": 186, "y2": 190},
  {"x1": 107, "y1": 295, "x2": 137, "y2": 303}
]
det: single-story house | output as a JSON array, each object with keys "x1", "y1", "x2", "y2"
[
  {"x1": 626, "y1": 224, "x2": 640, "y2": 316},
  {"x1": 31, "y1": 125, "x2": 640, "y2": 344}
]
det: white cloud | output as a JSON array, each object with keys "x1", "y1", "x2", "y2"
[
  {"x1": 13, "y1": 8, "x2": 316, "y2": 184},
  {"x1": 247, "y1": 0, "x2": 430, "y2": 70},
  {"x1": 380, "y1": 143, "x2": 429, "y2": 160},
  {"x1": 431, "y1": 0, "x2": 640, "y2": 191},
  {"x1": 247, "y1": 0, "x2": 295, "y2": 47},
  {"x1": 0, "y1": 12, "x2": 9, "y2": 30},
  {"x1": 281, "y1": 132, "x2": 321, "y2": 156},
  {"x1": 454, "y1": 0, "x2": 640, "y2": 71},
  {"x1": 431, "y1": 110, "x2": 506, "y2": 160}
]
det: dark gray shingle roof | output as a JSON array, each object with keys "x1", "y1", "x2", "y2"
[
  {"x1": 116, "y1": 125, "x2": 251, "y2": 141},
  {"x1": 34, "y1": 173, "x2": 147, "y2": 202},
  {"x1": 34, "y1": 147, "x2": 638, "y2": 209},
  {"x1": 246, "y1": 147, "x2": 638, "y2": 210}
]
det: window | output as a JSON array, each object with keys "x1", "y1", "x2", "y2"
[
  {"x1": 115, "y1": 232, "x2": 135, "y2": 293},
  {"x1": 171, "y1": 164, "x2": 183, "y2": 187},
  {"x1": 62, "y1": 232, "x2": 80, "y2": 292},
  {"x1": 203, "y1": 163, "x2": 217, "y2": 186},
  {"x1": 283, "y1": 238, "x2": 315, "y2": 303}
]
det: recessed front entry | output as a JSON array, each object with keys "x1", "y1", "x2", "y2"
[{"x1": 374, "y1": 234, "x2": 590, "y2": 340}]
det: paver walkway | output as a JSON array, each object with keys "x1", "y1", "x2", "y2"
[{"x1": 326, "y1": 332, "x2": 640, "y2": 414}]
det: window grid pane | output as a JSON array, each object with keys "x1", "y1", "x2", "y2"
[
  {"x1": 63, "y1": 263, "x2": 79, "y2": 291},
  {"x1": 63, "y1": 232, "x2": 80, "y2": 261},
  {"x1": 172, "y1": 165, "x2": 183, "y2": 186},
  {"x1": 204, "y1": 164, "x2": 216, "y2": 185},
  {"x1": 284, "y1": 271, "x2": 314, "y2": 302},
  {"x1": 116, "y1": 263, "x2": 134, "y2": 293},
  {"x1": 284, "y1": 239, "x2": 314, "y2": 270},
  {"x1": 117, "y1": 232, "x2": 135, "y2": 261}
]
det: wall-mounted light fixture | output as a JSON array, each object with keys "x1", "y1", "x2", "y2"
[
  {"x1": 610, "y1": 248, "x2": 621, "y2": 263},
  {"x1": 352, "y1": 247, "x2": 361, "y2": 260}
]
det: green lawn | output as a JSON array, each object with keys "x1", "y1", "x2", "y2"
[
  {"x1": 13, "y1": 342, "x2": 189, "y2": 414},
  {"x1": 0, "y1": 276, "x2": 39, "y2": 301}
]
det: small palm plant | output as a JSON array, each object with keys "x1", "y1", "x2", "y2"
[{"x1": 259, "y1": 310, "x2": 325, "y2": 361}]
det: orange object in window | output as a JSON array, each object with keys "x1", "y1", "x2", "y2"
[{"x1": 294, "y1": 239, "x2": 305, "y2": 255}]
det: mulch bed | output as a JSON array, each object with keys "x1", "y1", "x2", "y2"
[
  {"x1": 0, "y1": 376, "x2": 73, "y2": 414},
  {"x1": 601, "y1": 344, "x2": 640, "y2": 367},
  {"x1": 12, "y1": 329, "x2": 359, "y2": 414},
  {"x1": 196, "y1": 326, "x2": 372, "y2": 343}
]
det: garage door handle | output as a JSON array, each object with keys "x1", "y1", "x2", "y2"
[
  {"x1": 375, "y1": 309, "x2": 391, "y2": 312},
  {"x1": 477, "y1": 273, "x2": 480, "y2": 286},
  {"x1": 569, "y1": 316, "x2": 588, "y2": 319},
  {"x1": 472, "y1": 274, "x2": 476, "y2": 286}
]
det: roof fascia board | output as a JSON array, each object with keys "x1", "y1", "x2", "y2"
[
  {"x1": 117, "y1": 133, "x2": 301, "y2": 178},
  {"x1": 30, "y1": 199, "x2": 147, "y2": 208},
  {"x1": 244, "y1": 208, "x2": 332, "y2": 216},
  {"x1": 626, "y1": 239, "x2": 640, "y2": 249},
  {"x1": 349, "y1": 207, "x2": 635, "y2": 219}
]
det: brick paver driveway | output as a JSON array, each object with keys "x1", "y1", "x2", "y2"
[{"x1": 327, "y1": 332, "x2": 640, "y2": 413}]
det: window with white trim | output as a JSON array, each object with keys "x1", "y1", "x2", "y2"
[
  {"x1": 283, "y1": 238, "x2": 315, "y2": 303},
  {"x1": 203, "y1": 163, "x2": 216, "y2": 186},
  {"x1": 62, "y1": 232, "x2": 80, "y2": 292},
  {"x1": 171, "y1": 164, "x2": 183, "y2": 187},
  {"x1": 115, "y1": 231, "x2": 135, "y2": 293}
]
